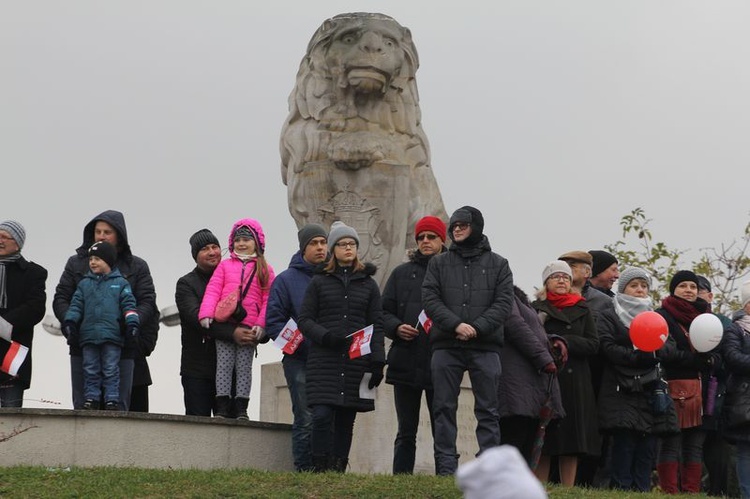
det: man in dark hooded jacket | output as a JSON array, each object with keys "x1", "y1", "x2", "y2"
[
  {"x1": 422, "y1": 205, "x2": 514, "y2": 476},
  {"x1": 53, "y1": 210, "x2": 158, "y2": 411}
]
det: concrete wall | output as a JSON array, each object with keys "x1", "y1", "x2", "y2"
[
  {"x1": 0, "y1": 408, "x2": 293, "y2": 470},
  {"x1": 260, "y1": 361, "x2": 479, "y2": 474}
]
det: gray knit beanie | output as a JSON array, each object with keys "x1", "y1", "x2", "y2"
[
  {"x1": 617, "y1": 267, "x2": 651, "y2": 294},
  {"x1": 328, "y1": 221, "x2": 359, "y2": 251},
  {"x1": 0, "y1": 220, "x2": 26, "y2": 250},
  {"x1": 297, "y1": 223, "x2": 328, "y2": 252}
]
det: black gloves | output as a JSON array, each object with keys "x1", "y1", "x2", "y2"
[
  {"x1": 695, "y1": 352, "x2": 718, "y2": 370},
  {"x1": 126, "y1": 324, "x2": 140, "y2": 348},
  {"x1": 368, "y1": 362, "x2": 385, "y2": 389},
  {"x1": 321, "y1": 332, "x2": 348, "y2": 349},
  {"x1": 63, "y1": 321, "x2": 78, "y2": 347}
]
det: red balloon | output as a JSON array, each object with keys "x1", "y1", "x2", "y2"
[{"x1": 629, "y1": 311, "x2": 669, "y2": 352}]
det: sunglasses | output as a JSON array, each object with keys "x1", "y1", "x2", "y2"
[
  {"x1": 452, "y1": 222, "x2": 470, "y2": 231},
  {"x1": 416, "y1": 233, "x2": 439, "y2": 241}
]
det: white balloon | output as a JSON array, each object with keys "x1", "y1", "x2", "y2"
[{"x1": 689, "y1": 313, "x2": 724, "y2": 353}]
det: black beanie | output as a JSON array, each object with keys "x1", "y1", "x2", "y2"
[
  {"x1": 89, "y1": 241, "x2": 117, "y2": 269},
  {"x1": 669, "y1": 270, "x2": 699, "y2": 296},
  {"x1": 297, "y1": 223, "x2": 328, "y2": 252},
  {"x1": 189, "y1": 229, "x2": 220, "y2": 261},
  {"x1": 589, "y1": 250, "x2": 618, "y2": 277},
  {"x1": 448, "y1": 206, "x2": 484, "y2": 246}
]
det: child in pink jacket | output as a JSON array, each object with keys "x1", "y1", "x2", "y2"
[{"x1": 199, "y1": 218, "x2": 275, "y2": 419}]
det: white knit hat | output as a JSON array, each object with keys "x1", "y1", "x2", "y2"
[
  {"x1": 542, "y1": 260, "x2": 573, "y2": 283},
  {"x1": 741, "y1": 280, "x2": 750, "y2": 309}
]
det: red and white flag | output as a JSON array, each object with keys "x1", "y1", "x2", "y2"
[
  {"x1": 348, "y1": 324, "x2": 374, "y2": 359},
  {"x1": 273, "y1": 318, "x2": 304, "y2": 355},
  {"x1": 418, "y1": 310, "x2": 432, "y2": 334},
  {"x1": 1, "y1": 340, "x2": 29, "y2": 377}
]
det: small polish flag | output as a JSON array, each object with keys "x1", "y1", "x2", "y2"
[
  {"x1": 1, "y1": 340, "x2": 29, "y2": 377},
  {"x1": 348, "y1": 324, "x2": 374, "y2": 359},
  {"x1": 418, "y1": 310, "x2": 432, "y2": 334},
  {"x1": 273, "y1": 318, "x2": 304, "y2": 355}
]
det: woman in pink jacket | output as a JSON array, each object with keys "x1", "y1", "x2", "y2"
[{"x1": 199, "y1": 218, "x2": 275, "y2": 419}]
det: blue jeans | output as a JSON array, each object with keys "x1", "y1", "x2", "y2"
[
  {"x1": 610, "y1": 431, "x2": 656, "y2": 492},
  {"x1": 82, "y1": 343, "x2": 121, "y2": 403},
  {"x1": 71, "y1": 355, "x2": 134, "y2": 410},
  {"x1": 0, "y1": 381, "x2": 25, "y2": 407},
  {"x1": 431, "y1": 348, "x2": 502, "y2": 475},
  {"x1": 182, "y1": 376, "x2": 215, "y2": 417},
  {"x1": 392, "y1": 383, "x2": 435, "y2": 474},
  {"x1": 283, "y1": 357, "x2": 313, "y2": 471},
  {"x1": 737, "y1": 442, "x2": 750, "y2": 499}
]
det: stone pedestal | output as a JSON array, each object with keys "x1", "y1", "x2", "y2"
[{"x1": 260, "y1": 361, "x2": 480, "y2": 474}]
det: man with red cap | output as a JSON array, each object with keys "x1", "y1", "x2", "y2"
[{"x1": 382, "y1": 215, "x2": 447, "y2": 474}]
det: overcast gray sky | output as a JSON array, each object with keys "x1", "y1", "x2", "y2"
[{"x1": 3, "y1": 2, "x2": 749, "y2": 417}]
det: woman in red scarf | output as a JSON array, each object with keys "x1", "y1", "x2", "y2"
[
  {"x1": 532, "y1": 260, "x2": 601, "y2": 486},
  {"x1": 655, "y1": 270, "x2": 716, "y2": 494}
]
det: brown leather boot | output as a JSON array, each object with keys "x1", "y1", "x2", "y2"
[{"x1": 657, "y1": 461, "x2": 679, "y2": 494}]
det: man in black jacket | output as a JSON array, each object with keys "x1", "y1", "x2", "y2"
[
  {"x1": 0, "y1": 220, "x2": 47, "y2": 407},
  {"x1": 175, "y1": 229, "x2": 262, "y2": 417},
  {"x1": 53, "y1": 210, "x2": 158, "y2": 412},
  {"x1": 422, "y1": 206, "x2": 514, "y2": 476},
  {"x1": 382, "y1": 215, "x2": 447, "y2": 474}
]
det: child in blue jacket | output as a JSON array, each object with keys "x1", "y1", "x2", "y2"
[{"x1": 63, "y1": 241, "x2": 139, "y2": 410}]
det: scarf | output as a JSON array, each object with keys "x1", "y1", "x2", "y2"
[
  {"x1": 614, "y1": 293, "x2": 652, "y2": 328},
  {"x1": 546, "y1": 292, "x2": 584, "y2": 310},
  {"x1": 0, "y1": 253, "x2": 22, "y2": 309},
  {"x1": 660, "y1": 295, "x2": 708, "y2": 327},
  {"x1": 738, "y1": 314, "x2": 750, "y2": 335}
]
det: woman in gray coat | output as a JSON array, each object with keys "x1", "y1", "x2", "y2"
[{"x1": 498, "y1": 286, "x2": 566, "y2": 465}]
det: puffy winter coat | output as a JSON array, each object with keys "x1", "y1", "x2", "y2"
[
  {"x1": 65, "y1": 269, "x2": 139, "y2": 347},
  {"x1": 597, "y1": 308, "x2": 678, "y2": 436},
  {"x1": 497, "y1": 295, "x2": 564, "y2": 420},
  {"x1": 299, "y1": 262, "x2": 385, "y2": 412},
  {"x1": 721, "y1": 321, "x2": 750, "y2": 444},
  {"x1": 52, "y1": 210, "x2": 158, "y2": 386},
  {"x1": 422, "y1": 236, "x2": 513, "y2": 353},
  {"x1": 265, "y1": 251, "x2": 316, "y2": 362},
  {"x1": 382, "y1": 249, "x2": 436, "y2": 389}
]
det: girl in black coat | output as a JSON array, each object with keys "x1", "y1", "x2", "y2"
[
  {"x1": 298, "y1": 221, "x2": 385, "y2": 473},
  {"x1": 597, "y1": 267, "x2": 678, "y2": 492}
]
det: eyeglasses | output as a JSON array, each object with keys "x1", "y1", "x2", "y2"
[
  {"x1": 548, "y1": 273, "x2": 571, "y2": 281},
  {"x1": 416, "y1": 233, "x2": 439, "y2": 241},
  {"x1": 335, "y1": 241, "x2": 357, "y2": 249},
  {"x1": 452, "y1": 223, "x2": 470, "y2": 231}
]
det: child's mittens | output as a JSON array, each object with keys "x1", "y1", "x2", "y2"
[{"x1": 200, "y1": 318, "x2": 213, "y2": 329}]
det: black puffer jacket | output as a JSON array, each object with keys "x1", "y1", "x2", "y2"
[
  {"x1": 299, "y1": 262, "x2": 385, "y2": 412},
  {"x1": 421, "y1": 236, "x2": 513, "y2": 352},
  {"x1": 721, "y1": 321, "x2": 750, "y2": 444},
  {"x1": 597, "y1": 308, "x2": 679, "y2": 436},
  {"x1": 53, "y1": 210, "x2": 159, "y2": 386},
  {"x1": 382, "y1": 249, "x2": 437, "y2": 389}
]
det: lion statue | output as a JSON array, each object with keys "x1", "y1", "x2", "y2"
[{"x1": 280, "y1": 12, "x2": 447, "y2": 285}]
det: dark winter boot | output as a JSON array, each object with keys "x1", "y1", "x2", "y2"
[
  {"x1": 330, "y1": 455, "x2": 349, "y2": 473},
  {"x1": 214, "y1": 396, "x2": 232, "y2": 418},
  {"x1": 680, "y1": 462, "x2": 703, "y2": 493},
  {"x1": 312, "y1": 454, "x2": 329, "y2": 473},
  {"x1": 234, "y1": 397, "x2": 249, "y2": 421},
  {"x1": 82, "y1": 399, "x2": 100, "y2": 410},
  {"x1": 657, "y1": 461, "x2": 679, "y2": 494}
]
